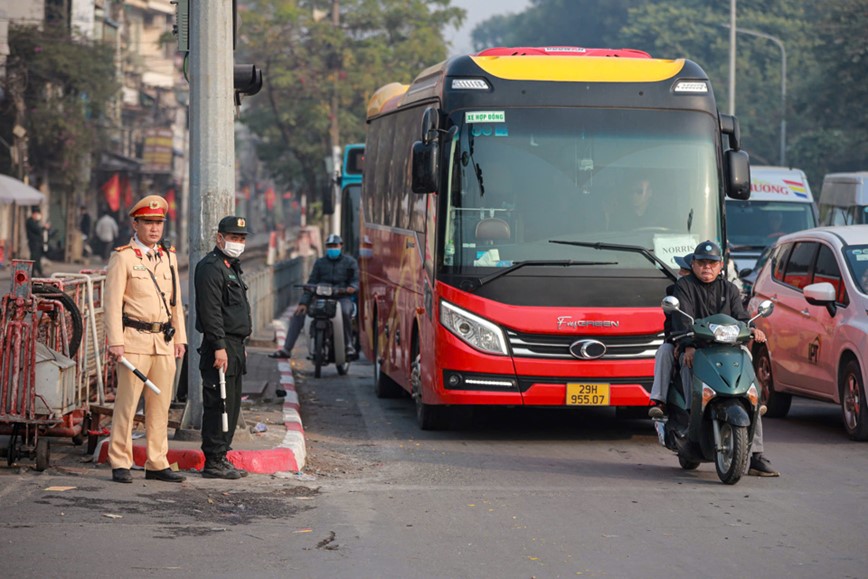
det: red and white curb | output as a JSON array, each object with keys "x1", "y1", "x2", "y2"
[{"x1": 273, "y1": 314, "x2": 306, "y2": 471}]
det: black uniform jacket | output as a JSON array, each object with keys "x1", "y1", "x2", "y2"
[
  {"x1": 299, "y1": 254, "x2": 359, "y2": 306},
  {"x1": 671, "y1": 273, "x2": 751, "y2": 348},
  {"x1": 194, "y1": 247, "x2": 252, "y2": 350}
]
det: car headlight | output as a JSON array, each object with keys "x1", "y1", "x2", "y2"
[
  {"x1": 440, "y1": 300, "x2": 509, "y2": 356},
  {"x1": 709, "y1": 323, "x2": 739, "y2": 344}
]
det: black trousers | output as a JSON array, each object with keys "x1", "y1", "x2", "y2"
[{"x1": 200, "y1": 338, "x2": 245, "y2": 460}]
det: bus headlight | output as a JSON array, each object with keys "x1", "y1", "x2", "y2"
[{"x1": 440, "y1": 300, "x2": 509, "y2": 356}]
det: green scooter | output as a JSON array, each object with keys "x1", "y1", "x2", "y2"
[{"x1": 653, "y1": 296, "x2": 774, "y2": 485}]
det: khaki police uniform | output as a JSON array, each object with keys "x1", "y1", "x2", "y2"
[{"x1": 105, "y1": 195, "x2": 186, "y2": 472}]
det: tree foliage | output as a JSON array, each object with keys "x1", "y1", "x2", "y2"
[
  {"x1": 238, "y1": 0, "x2": 464, "y2": 200},
  {"x1": 471, "y1": 0, "x2": 865, "y2": 188},
  {"x1": 2, "y1": 23, "x2": 118, "y2": 184}
]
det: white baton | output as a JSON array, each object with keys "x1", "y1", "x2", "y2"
[
  {"x1": 219, "y1": 368, "x2": 229, "y2": 433},
  {"x1": 118, "y1": 356, "x2": 162, "y2": 395}
]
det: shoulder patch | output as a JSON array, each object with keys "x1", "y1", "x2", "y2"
[
  {"x1": 114, "y1": 244, "x2": 131, "y2": 252},
  {"x1": 169, "y1": 246, "x2": 176, "y2": 253}
]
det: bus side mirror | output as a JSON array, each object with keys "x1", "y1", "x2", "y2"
[
  {"x1": 420, "y1": 107, "x2": 440, "y2": 145},
  {"x1": 412, "y1": 140, "x2": 439, "y2": 193},
  {"x1": 725, "y1": 149, "x2": 751, "y2": 200}
]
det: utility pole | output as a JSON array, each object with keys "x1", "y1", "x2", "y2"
[
  {"x1": 728, "y1": 0, "x2": 737, "y2": 116},
  {"x1": 329, "y1": 0, "x2": 342, "y2": 237},
  {"x1": 178, "y1": 0, "x2": 235, "y2": 435}
]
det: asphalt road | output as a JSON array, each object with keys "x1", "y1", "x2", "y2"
[{"x1": 1, "y1": 354, "x2": 866, "y2": 578}]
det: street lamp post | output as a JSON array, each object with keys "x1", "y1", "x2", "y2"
[{"x1": 724, "y1": 24, "x2": 787, "y2": 166}]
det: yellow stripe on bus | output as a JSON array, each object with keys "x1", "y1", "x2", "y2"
[{"x1": 471, "y1": 56, "x2": 686, "y2": 83}]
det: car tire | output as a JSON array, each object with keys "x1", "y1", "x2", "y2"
[
  {"x1": 840, "y1": 359, "x2": 868, "y2": 441},
  {"x1": 755, "y1": 346, "x2": 791, "y2": 418}
]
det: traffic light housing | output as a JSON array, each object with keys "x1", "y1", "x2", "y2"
[{"x1": 234, "y1": 64, "x2": 263, "y2": 105}]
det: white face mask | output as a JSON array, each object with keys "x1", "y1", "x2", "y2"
[{"x1": 222, "y1": 240, "x2": 245, "y2": 258}]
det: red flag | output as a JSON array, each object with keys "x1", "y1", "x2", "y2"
[
  {"x1": 165, "y1": 189, "x2": 177, "y2": 220},
  {"x1": 264, "y1": 187, "x2": 276, "y2": 210},
  {"x1": 101, "y1": 174, "x2": 120, "y2": 211},
  {"x1": 121, "y1": 174, "x2": 133, "y2": 209}
]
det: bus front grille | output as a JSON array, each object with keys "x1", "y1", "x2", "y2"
[{"x1": 506, "y1": 330, "x2": 664, "y2": 360}]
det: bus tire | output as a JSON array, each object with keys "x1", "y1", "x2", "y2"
[
  {"x1": 411, "y1": 344, "x2": 447, "y2": 430},
  {"x1": 373, "y1": 313, "x2": 402, "y2": 398}
]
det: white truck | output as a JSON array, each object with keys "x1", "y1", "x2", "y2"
[
  {"x1": 727, "y1": 165, "x2": 818, "y2": 272},
  {"x1": 818, "y1": 171, "x2": 868, "y2": 226}
]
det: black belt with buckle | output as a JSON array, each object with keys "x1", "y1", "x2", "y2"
[{"x1": 123, "y1": 316, "x2": 166, "y2": 333}]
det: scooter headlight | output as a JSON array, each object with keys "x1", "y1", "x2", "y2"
[
  {"x1": 709, "y1": 323, "x2": 740, "y2": 344},
  {"x1": 440, "y1": 300, "x2": 508, "y2": 356}
]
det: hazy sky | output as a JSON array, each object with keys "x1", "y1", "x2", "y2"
[{"x1": 446, "y1": 0, "x2": 531, "y2": 56}]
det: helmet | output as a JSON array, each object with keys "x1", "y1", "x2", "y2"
[{"x1": 325, "y1": 233, "x2": 343, "y2": 246}]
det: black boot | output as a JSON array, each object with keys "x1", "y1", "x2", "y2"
[
  {"x1": 202, "y1": 457, "x2": 242, "y2": 480},
  {"x1": 221, "y1": 457, "x2": 248, "y2": 477}
]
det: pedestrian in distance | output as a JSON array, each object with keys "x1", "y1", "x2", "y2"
[
  {"x1": 25, "y1": 206, "x2": 49, "y2": 277},
  {"x1": 105, "y1": 195, "x2": 187, "y2": 483},
  {"x1": 269, "y1": 233, "x2": 359, "y2": 360},
  {"x1": 194, "y1": 216, "x2": 253, "y2": 480},
  {"x1": 95, "y1": 211, "x2": 119, "y2": 261},
  {"x1": 79, "y1": 205, "x2": 93, "y2": 256}
]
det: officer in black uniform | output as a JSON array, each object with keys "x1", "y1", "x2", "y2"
[{"x1": 194, "y1": 216, "x2": 252, "y2": 480}]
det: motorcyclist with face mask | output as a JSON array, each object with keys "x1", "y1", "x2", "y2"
[
  {"x1": 194, "y1": 216, "x2": 252, "y2": 480},
  {"x1": 269, "y1": 233, "x2": 359, "y2": 360}
]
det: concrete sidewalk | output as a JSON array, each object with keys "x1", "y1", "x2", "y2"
[{"x1": 92, "y1": 309, "x2": 306, "y2": 476}]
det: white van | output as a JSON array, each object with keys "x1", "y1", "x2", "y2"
[
  {"x1": 727, "y1": 165, "x2": 818, "y2": 272},
  {"x1": 818, "y1": 172, "x2": 868, "y2": 226}
]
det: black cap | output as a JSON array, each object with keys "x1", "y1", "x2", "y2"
[
  {"x1": 218, "y1": 216, "x2": 250, "y2": 235},
  {"x1": 674, "y1": 254, "x2": 694, "y2": 269},
  {"x1": 692, "y1": 240, "x2": 723, "y2": 262},
  {"x1": 325, "y1": 233, "x2": 343, "y2": 245}
]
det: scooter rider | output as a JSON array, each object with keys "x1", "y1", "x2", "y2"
[
  {"x1": 269, "y1": 233, "x2": 359, "y2": 359},
  {"x1": 648, "y1": 254, "x2": 693, "y2": 418},
  {"x1": 671, "y1": 240, "x2": 780, "y2": 477}
]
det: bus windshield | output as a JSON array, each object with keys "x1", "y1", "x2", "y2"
[{"x1": 441, "y1": 108, "x2": 720, "y2": 273}]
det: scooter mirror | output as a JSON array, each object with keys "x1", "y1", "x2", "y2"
[
  {"x1": 661, "y1": 295, "x2": 680, "y2": 313},
  {"x1": 757, "y1": 300, "x2": 774, "y2": 317}
]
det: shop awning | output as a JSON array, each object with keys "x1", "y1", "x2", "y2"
[{"x1": 0, "y1": 174, "x2": 45, "y2": 205}]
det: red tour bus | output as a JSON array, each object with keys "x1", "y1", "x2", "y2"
[{"x1": 359, "y1": 46, "x2": 751, "y2": 429}]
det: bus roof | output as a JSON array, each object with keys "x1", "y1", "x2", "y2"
[
  {"x1": 366, "y1": 46, "x2": 713, "y2": 121},
  {"x1": 741, "y1": 166, "x2": 815, "y2": 203}
]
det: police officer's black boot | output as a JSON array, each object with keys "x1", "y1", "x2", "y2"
[
  {"x1": 202, "y1": 455, "x2": 242, "y2": 480},
  {"x1": 220, "y1": 456, "x2": 248, "y2": 478}
]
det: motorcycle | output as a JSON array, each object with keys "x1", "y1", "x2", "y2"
[
  {"x1": 653, "y1": 296, "x2": 774, "y2": 484},
  {"x1": 303, "y1": 283, "x2": 356, "y2": 378}
]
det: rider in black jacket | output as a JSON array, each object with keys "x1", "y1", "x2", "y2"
[
  {"x1": 671, "y1": 241, "x2": 779, "y2": 477},
  {"x1": 270, "y1": 233, "x2": 359, "y2": 359}
]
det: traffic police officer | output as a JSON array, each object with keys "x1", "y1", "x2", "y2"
[
  {"x1": 105, "y1": 195, "x2": 187, "y2": 483},
  {"x1": 194, "y1": 216, "x2": 252, "y2": 479}
]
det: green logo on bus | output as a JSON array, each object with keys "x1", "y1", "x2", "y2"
[{"x1": 466, "y1": 111, "x2": 505, "y2": 123}]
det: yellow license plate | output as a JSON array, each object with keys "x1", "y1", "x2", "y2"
[{"x1": 566, "y1": 383, "x2": 610, "y2": 406}]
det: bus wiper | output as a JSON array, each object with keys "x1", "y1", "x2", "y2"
[
  {"x1": 477, "y1": 259, "x2": 617, "y2": 287},
  {"x1": 549, "y1": 240, "x2": 678, "y2": 283}
]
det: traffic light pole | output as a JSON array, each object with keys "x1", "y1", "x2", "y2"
[{"x1": 178, "y1": 0, "x2": 236, "y2": 435}]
